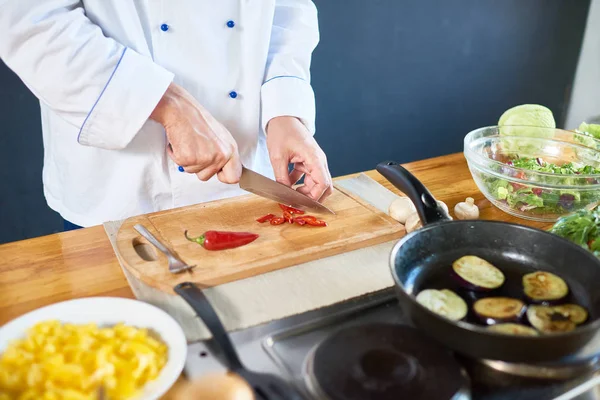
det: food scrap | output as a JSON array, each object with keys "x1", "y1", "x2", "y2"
[
  {"x1": 256, "y1": 204, "x2": 328, "y2": 228},
  {"x1": 0, "y1": 320, "x2": 168, "y2": 400},
  {"x1": 185, "y1": 230, "x2": 259, "y2": 250}
]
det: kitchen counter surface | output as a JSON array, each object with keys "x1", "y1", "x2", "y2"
[
  {"x1": 0, "y1": 152, "x2": 553, "y2": 396},
  {"x1": 0, "y1": 152, "x2": 553, "y2": 325}
]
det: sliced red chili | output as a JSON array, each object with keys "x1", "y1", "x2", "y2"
[
  {"x1": 270, "y1": 217, "x2": 285, "y2": 225},
  {"x1": 279, "y1": 203, "x2": 305, "y2": 215},
  {"x1": 305, "y1": 219, "x2": 327, "y2": 227},
  {"x1": 256, "y1": 213, "x2": 275, "y2": 223},
  {"x1": 296, "y1": 215, "x2": 317, "y2": 222},
  {"x1": 283, "y1": 211, "x2": 294, "y2": 224},
  {"x1": 294, "y1": 217, "x2": 307, "y2": 226}
]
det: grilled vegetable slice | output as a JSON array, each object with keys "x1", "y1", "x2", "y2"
[
  {"x1": 522, "y1": 271, "x2": 569, "y2": 303},
  {"x1": 452, "y1": 255, "x2": 505, "y2": 291},
  {"x1": 473, "y1": 297, "x2": 525, "y2": 324},
  {"x1": 415, "y1": 289, "x2": 468, "y2": 321},
  {"x1": 552, "y1": 304, "x2": 588, "y2": 325},
  {"x1": 526, "y1": 305, "x2": 576, "y2": 334},
  {"x1": 486, "y1": 323, "x2": 539, "y2": 336}
]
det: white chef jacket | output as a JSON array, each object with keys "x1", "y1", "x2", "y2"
[{"x1": 0, "y1": 0, "x2": 319, "y2": 227}]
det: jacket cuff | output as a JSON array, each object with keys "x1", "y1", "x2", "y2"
[
  {"x1": 77, "y1": 48, "x2": 174, "y2": 150},
  {"x1": 261, "y1": 76, "x2": 316, "y2": 136}
]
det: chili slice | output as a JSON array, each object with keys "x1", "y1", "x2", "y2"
[
  {"x1": 283, "y1": 210, "x2": 294, "y2": 224},
  {"x1": 294, "y1": 217, "x2": 307, "y2": 226},
  {"x1": 279, "y1": 203, "x2": 305, "y2": 215},
  {"x1": 296, "y1": 215, "x2": 317, "y2": 222},
  {"x1": 270, "y1": 217, "x2": 285, "y2": 225},
  {"x1": 305, "y1": 219, "x2": 327, "y2": 227},
  {"x1": 256, "y1": 214, "x2": 275, "y2": 223}
]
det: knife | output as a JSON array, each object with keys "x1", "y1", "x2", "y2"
[{"x1": 239, "y1": 166, "x2": 335, "y2": 215}]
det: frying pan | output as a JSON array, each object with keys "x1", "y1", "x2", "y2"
[{"x1": 376, "y1": 160, "x2": 600, "y2": 363}]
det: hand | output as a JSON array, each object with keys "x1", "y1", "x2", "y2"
[
  {"x1": 266, "y1": 116, "x2": 333, "y2": 201},
  {"x1": 150, "y1": 83, "x2": 242, "y2": 183}
]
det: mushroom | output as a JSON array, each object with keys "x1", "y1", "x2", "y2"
[
  {"x1": 436, "y1": 200, "x2": 450, "y2": 215},
  {"x1": 454, "y1": 197, "x2": 480, "y2": 220},
  {"x1": 388, "y1": 197, "x2": 417, "y2": 223},
  {"x1": 405, "y1": 212, "x2": 423, "y2": 233}
]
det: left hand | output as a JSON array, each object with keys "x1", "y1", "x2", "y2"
[{"x1": 266, "y1": 116, "x2": 333, "y2": 202}]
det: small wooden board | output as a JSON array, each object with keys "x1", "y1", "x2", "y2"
[{"x1": 115, "y1": 184, "x2": 405, "y2": 294}]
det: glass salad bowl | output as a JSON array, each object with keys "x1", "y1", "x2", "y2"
[{"x1": 463, "y1": 125, "x2": 600, "y2": 222}]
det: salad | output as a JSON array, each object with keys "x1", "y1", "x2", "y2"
[
  {"x1": 480, "y1": 156, "x2": 600, "y2": 215},
  {"x1": 550, "y1": 208, "x2": 600, "y2": 258}
]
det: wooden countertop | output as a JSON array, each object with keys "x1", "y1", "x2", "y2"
[{"x1": 0, "y1": 152, "x2": 552, "y2": 326}]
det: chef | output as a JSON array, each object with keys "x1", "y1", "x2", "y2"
[{"x1": 0, "y1": 0, "x2": 332, "y2": 230}]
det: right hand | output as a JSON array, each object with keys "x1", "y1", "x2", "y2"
[{"x1": 150, "y1": 83, "x2": 242, "y2": 183}]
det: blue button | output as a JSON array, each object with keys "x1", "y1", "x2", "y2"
[
  {"x1": 160, "y1": 24, "x2": 169, "y2": 32},
  {"x1": 226, "y1": 20, "x2": 235, "y2": 28},
  {"x1": 178, "y1": 166, "x2": 184, "y2": 172},
  {"x1": 229, "y1": 91, "x2": 238, "y2": 99}
]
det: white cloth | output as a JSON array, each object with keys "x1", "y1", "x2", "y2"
[{"x1": 0, "y1": 0, "x2": 319, "y2": 227}]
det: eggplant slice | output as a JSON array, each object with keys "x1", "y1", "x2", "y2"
[
  {"x1": 416, "y1": 289, "x2": 468, "y2": 321},
  {"x1": 452, "y1": 255, "x2": 505, "y2": 291},
  {"x1": 473, "y1": 297, "x2": 525, "y2": 324},
  {"x1": 522, "y1": 271, "x2": 569, "y2": 303},
  {"x1": 552, "y1": 304, "x2": 588, "y2": 325},
  {"x1": 486, "y1": 323, "x2": 539, "y2": 336},
  {"x1": 526, "y1": 305, "x2": 576, "y2": 334}
]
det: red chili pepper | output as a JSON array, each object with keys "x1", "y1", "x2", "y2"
[
  {"x1": 270, "y1": 217, "x2": 285, "y2": 225},
  {"x1": 294, "y1": 217, "x2": 307, "y2": 226},
  {"x1": 279, "y1": 204, "x2": 305, "y2": 215},
  {"x1": 185, "y1": 230, "x2": 258, "y2": 251},
  {"x1": 283, "y1": 211, "x2": 294, "y2": 223},
  {"x1": 256, "y1": 214, "x2": 275, "y2": 223},
  {"x1": 305, "y1": 219, "x2": 327, "y2": 227}
]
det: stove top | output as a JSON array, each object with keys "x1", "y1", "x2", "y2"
[{"x1": 184, "y1": 288, "x2": 600, "y2": 400}]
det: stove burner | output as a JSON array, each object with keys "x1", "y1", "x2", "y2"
[{"x1": 303, "y1": 323, "x2": 470, "y2": 400}]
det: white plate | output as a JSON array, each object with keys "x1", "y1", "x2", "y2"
[{"x1": 0, "y1": 297, "x2": 187, "y2": 400}]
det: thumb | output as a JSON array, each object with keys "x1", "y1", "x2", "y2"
[{"x1": 270, "y1": 152, "x2": 291, "y2": 186}]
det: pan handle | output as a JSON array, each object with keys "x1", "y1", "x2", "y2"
[
  {"x1": 174, "y1": 282, "x2": 244, "y2": 372},
  {"x1": 376, "y1": 161, "x2": 452, "y2": 225}
]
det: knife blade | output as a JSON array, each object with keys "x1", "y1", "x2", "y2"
[{"x1": 239, "y1": 166, "x2": 335, "y2": 215}]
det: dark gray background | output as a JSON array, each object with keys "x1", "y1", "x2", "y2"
[{"x1": 0, "y1": 0, "x2": 590, "y2": 244}]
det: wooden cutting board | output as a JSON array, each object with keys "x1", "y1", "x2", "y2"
[{"x1": 115, "y1": 184, "x2": 405, "y2": 294}]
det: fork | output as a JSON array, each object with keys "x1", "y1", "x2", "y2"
[{"x1": 134, "y1": 224, "x2": 195, "y2": 273}]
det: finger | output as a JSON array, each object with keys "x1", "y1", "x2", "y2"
[
  {"x1": 296, "y1": 174, "x2": 315, "y2": 196},
  {"x1": 217, "y1": 153, "x2": 242, "y2": 184},
  {"x1": 304, "y1": 160, "x2": 332, "y2": 201},
  {"x1": 319, "y1": 183, "x2": 334, "y2": 201},
  {"x1": 270, "y1": 153, "x2": 291, "y2": 186},
  {"x1": 289, "y1": 166, "x2": 305, "y2": 185},
  {"x1": 195, "y1": 165, "x2": 221, "y2": 182}
]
